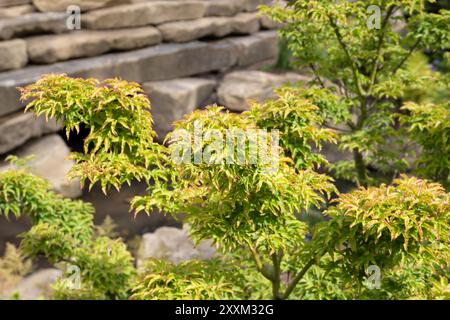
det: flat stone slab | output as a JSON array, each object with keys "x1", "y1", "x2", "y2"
[
  {"x1": 0, "y1": 134, "x2": 82, "y2": 198},
  {"x1": 0, "y1": 31, "x2": 278, "y2": 117},
  {"x1": 32, "y1": 0, "x2": 134, "y2": 12},
  {"x1": 158, "y1": 12, "x2": 260, "y2": 43},
  {"x1": 0, "y1": 0, "x2": 31, "y2": 7},
  {"x1": 227, "y1": 31, "x2": 278, "y2": 67},
  {"x1": 218, "y1": 70, "x2": 311, "y2": 111},
  {"x1": 83, "y1": 1, "x2": 207, "y2": 29},
  {"x1": 205, "y1": 0, "x2": 242, "y2": 17},
  {"x1": 142, "y1": 77, "x2": 216, "y2": 139},
  {"x1": 0, "y1": 4, "x2": 35, "y2": 18},
  {"x1": 26, "y1": 27, "x2": 162, "y2": 64},
  {"x1": 0, "y1": 39, "x2": 27, "y2": 72},
  {"x1": 0, "y1": 12, "x2": 69, "y2": 40},
  {"x1": 0, "y1": 111, "x2": 60, "y2": 154}
]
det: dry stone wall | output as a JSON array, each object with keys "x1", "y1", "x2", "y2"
[{"x1": 0, "y1": 0, "x2": 283, "y2": 196}]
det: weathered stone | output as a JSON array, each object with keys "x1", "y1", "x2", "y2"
[
  {"x1": 26, "y1": 27, "x2": 162, "y2": 64},
  {"x1": 0, "y1": 111, "x2": 61, "y2": 154},
  {"x1": 4, "y1": 268, "x2": 61, "y2": 300},
  {"x1": 218, "y1": 70, "x2": 310, "y2": 111},
  {"x1": 260, "y1": 15, "x2": 283, "y2": 30},
  {"x1": 142, "y1": 77, "x2": 216, "y2": 139},
  {"x1": 137, "y1": 226, "x2": 215, "y2": 266},
  {"x1": 0, "y1": 0, "x2": 31, "y2": 7},
  {"x1": 32, "y1": 0, "x2": 132, "y2": 12},
  {"x1": 0, "y1": 39, "x2": 27, "y2": 72},
  {"x1": 0, "y1": 12, "x2": 68, "y2": 40},
  {"x1": 205, "y1": 0, "x2": 241, "y2": 17},
  {"x1": 232, "y1": 12, "x2": 260, "y2": 34},
  {"x1": 228, "y1": 30, "x2": 278, "y2": 67},
  {"x1": 0, "y1": 32, "x2": 277, "y2": 117},
  {"x1": 158, "y1": 16, "x2": 230, "y2": 43},
  {"x1": 0, "y1": 4, "x2": 34, "y2": 18},
  {"x1": 158, "y1": 13, "x2": 259, "y2": 43},
  {"x1": 0, "y1": 135, "x2": 82, "y2": 198},
  {"x1": 83, "y1": 1, "x2": 207, "y2": 30},
  {"x1": 241, "y1": 0, "x2": 272, "y2": 12}
]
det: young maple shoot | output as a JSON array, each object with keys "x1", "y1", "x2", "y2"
[{"x1": 261, "y1": 0, "x2": 450, "y2": 186}]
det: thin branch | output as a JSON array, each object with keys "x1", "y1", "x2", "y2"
[
  {"x1": 248, "y1": 245, "x2": 274, "y2": 282},
  {"x1": 369, "y1": 6, "x2": 397, "y2": 90},
  {"x1": 324, "y1": 122, "x2": 352, "y2": 133},
  {"x1": 282, "y1": 258, "x2": 315, "y2": 299},
  {"x1": 309, "y1": 64, "x2": 326, "y2": 89},
  {"x1": 392, "y1": 38, "x2": 422, "y2": 74},
  {"x1": 327, "y1": 14, "x2": 365, "y2": 101},
  {"x1": 271, "y1": 252, "x2": 283, "y2": 299}
]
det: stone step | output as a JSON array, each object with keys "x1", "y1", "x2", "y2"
[
  {"x1": 227, "y1": 30, "x2": 277, "y2": 67},
  {"x1": 0, "y1": 4, "x2": 35, "y2": 18},
  {"x1": 142, "y1": 77, "x2": 216, "y2": 140},
  {"x1": 0, "y1": 31, "x2": 278, "y2": 117},
  {"x1": 218, "y1": 70, "x2": 311, "y2": 112},
  {"x1": 0, "y1": 12, "x2": 69, "y2": 40},
  {"x1": 240, "y1": 0, "x2": 272, "y2": 12},
  {"x1": 0, "y1": 0, "x2": 31, "y2": 7},
  {"x1": 82, "y1": 1, "x2": 208, "y2": 30},
  {"x1": 0, "y1": 39, "x2": 27, "y2": 71},
  {"x1": 32, "y1": 0, "x2": 135, "y2": 12},
  {"x1": 0, "y1": 110, "x2": 60, "y2": 154},
  {"x1": 0, "y1": 134, "x2": 82, "y2": 198},
  {"x1": 158, "y1": 12, "x2": 260, "y2": 43},
  {"x1": 205, "y1": 0, "x2": 242, "y2": 17},
  {"x1": 26, "y1": 27, "x2": 162, "y2": 64}
]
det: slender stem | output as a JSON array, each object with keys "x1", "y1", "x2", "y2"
[
  {"x1": 353, "y1": 148, "x2": 368, "y2": 187},
  {"x1": 368, "y1": 6, "x2": 396, "y2": 92},
  {"x1": 327, "y1": 14, "x2": 365, "y2": 101},
  {"x1": 271, "y1": 252, "x2": 283, "y2": 300},
  {"x1": 392, "y1": 38, "x2": 421, "y2": 74},
  {"x1": 281, "y1": 258, "x2": 316, "y2": 300},
  {"x1": 248, "y1": 245, "x2": 274, "y2": 282},
  {"x1": 309, "y1": 64, "x2": 326, "y2": 89}
]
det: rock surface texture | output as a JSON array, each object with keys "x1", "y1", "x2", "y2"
[
  {"x1": 2, "y1": 268, "x2": 62, "y2": 300},
  {"x1": 137, "y1": 226, "x2": 216, "y2": 266},
  {"x1": 218, "y1": 71, "x2": 311, "y2": 111},
  {"x1": 0, "y1": 135, "x2": 82, "y2": 198}
]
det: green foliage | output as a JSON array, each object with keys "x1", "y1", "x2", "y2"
[
  {"x1": 94, "y1": 215, "x2": 120, "y2": 239},
  {"x1": 0, "y1": 162, "x2": 136, "y2": 299},
  {"x1": 131, "y1": 258, "x2": 246, "y2": 300},
  {"x1": 15, "y1": 73, "x2": 450, "y2": 300},
  {"x1": 20, "y1": 74, "x2": 167, "y2": 193},
  {"x1": 133, "y1": 105, "x2": 335, "y2": 256},
  {"x1": 0, "y1": 167, "x2": 94, "y2": 262},
  {"x1": 313, "y1": 176, "x2": 449, "y2": 289},
  {"x1": 261, "y1": 0, "x2": 450, "y2": 186},
  {"x1": 0, "y1": 244, "x2": 32, "y2": 294},
  {"x1": 402, "y1": 101, "x2": 450, "y2": 188},
  {"x1": 249, "y1": 86, "x2": 337, "y2": 170},
  {"x1": 54, "y1": 237, "x2": 136, "y2": 300}
]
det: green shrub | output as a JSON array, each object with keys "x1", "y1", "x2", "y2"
[
  {"x1": 260, "y1": 0, "x2": 450, "y2": 186},
  {"x1": 6, "y1": 73, "x2": 447, "y2": 300}
]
